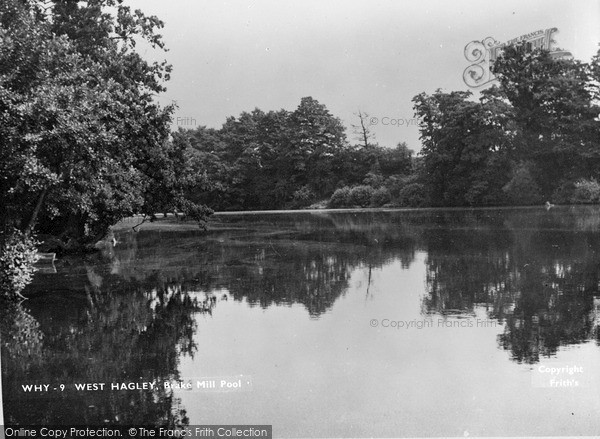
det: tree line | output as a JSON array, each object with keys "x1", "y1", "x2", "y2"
[
  {"x1": 173, "y1": 46, "x2": 600, "y2": 211},
  {"x1": 172, "y1": 97, "x2": 414, "y2": 211}
]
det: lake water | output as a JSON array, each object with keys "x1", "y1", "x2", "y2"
[{"x1": 2, "y1": 207, "x2": 600, "y2": 437}]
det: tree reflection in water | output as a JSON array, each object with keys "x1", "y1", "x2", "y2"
[
  {"x1": 1, "y1": 266, "x2": 209, "y2": 425},
  {"x1": 2, "y1": 207, "x2": 600, "y2": 424},
  {"x1": 420, "y1": 208, "x2": 600, "y2": 363},
  {"x1": 205, "y1": 208, "x2": 600, "y2": 362}
]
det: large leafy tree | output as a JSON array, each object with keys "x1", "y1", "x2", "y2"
[
  {"x1": 413, "y1": 89, "x2": 512, "y2": 206},
  {"x1": 172, "y1": 126, "x2": 232, "y2": 210},
  {"x1": 220, "y1": 108, "x2": 278, "y2": 209},
  {"x1": 287, "y1": 97, "x2": 347, "y2": 199},
  {"x1": 0, "y1": 0, "x2": 210, "y2": 252},
  {"x1": 492, "y1": 44, "x2": 600, "y2": 197}
]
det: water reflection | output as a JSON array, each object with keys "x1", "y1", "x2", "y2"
[
  {"x1": 1, "y1": 271, "x2": 207, "y2": 425},
  {"x1": 2, "y1": 206, "x2": 600, "y2": 428},
  {"x1": 419, "y1": 208, "x2": 600, "y2": 362}
]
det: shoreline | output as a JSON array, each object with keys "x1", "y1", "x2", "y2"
[
  {"x1": 108, "y1": 204, "x2": 594, "y2": 233},
  {"x1": 212, "y1": 204, "x2": 565, "y2": 215}
]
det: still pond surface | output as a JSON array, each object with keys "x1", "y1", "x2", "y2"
[{"x1": 2, "y1": 207, "x2": 600, "y2": 437}]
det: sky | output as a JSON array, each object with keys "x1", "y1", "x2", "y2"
[{"x1": 128, "y1": 0, "x2": 600, "y2": 152}]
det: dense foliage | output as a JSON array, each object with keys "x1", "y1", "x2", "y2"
[
  {"x1": 174, "y1": 97, "x2": 415, "y2": 211},
  {"x1": 413, "y1": 45, "x2": 600, "y2": 206},
  {"x1": 0, "y1": 0, "x2": 211, "y2": 253},
  {"x1": 0, "y1": 230, "x2": 39, "y2": 299}
]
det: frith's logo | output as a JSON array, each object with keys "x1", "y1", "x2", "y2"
[{"x1": 463, "y1": 28, "x2": 571, "y2": 88}]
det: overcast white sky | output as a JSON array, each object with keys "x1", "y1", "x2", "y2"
[{"x1": 129, "y1": 0, "x2": 599, "y2": 152}]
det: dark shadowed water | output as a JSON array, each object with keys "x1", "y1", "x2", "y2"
[{"x1": 2, "y1": 207, "x2": 600, "y2": 436}]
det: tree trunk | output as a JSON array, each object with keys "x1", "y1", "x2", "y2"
[{"x1": 25, "y1": 187, "x2": 48, "y2": 236}]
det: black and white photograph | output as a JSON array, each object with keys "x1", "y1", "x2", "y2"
[{"x1": 1, "y1": 0, "x2": 599, "y2": 437}]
